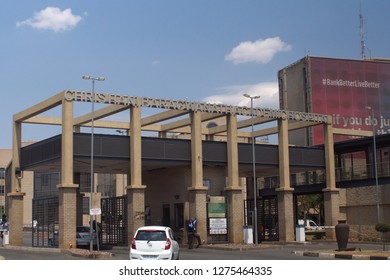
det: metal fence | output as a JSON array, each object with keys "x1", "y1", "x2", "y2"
[
  {"x1": 100, "y1": 196, "x2": 127, "y2": 246},
  {"x1": 32, "y1": 197, "x2": 59, "y2": 247}
]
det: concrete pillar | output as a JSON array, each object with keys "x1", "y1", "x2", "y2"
[
  {"x1": 158, "y1": 131, "x2": 167, "y2": 138},
  {"x1": 8, "y1": 193, "x2": 24, "y2": 246},
  {"x1": 188, "y1": 111, "x2": 207, "y2": 244},
  {"x1": 11, "y1": 121, "x2": 22, "y2": 193},
  {"x1": 130, "y1": 104, "x2": 143, "y2": 187},
  {"x1": 224, "y1": 114, "x2": 244, "y2": 243},
  {"x1": 276, "y1": 189, "x2": 294, "y2": 241},
  {"x1": 127, "y1": 187, "x2": 146, "y2": 240},
  {"x1": 58, "y1": 187, "x2": 77, "y2": 249},
  {"x1": 226, "y1": 114, "x2": 239, "y2": 188},
  {"x1": 323, "y1": 120, "x2": 340, "y2": 239},
  {"x1": 190, "y1": 111, "x2": 204, "y2": 188},
  {"x1": 127, "y1": 104, "x2": 146, "y2": 240},
  {"x1": 57, "y1": 97, "x2": 78, "y2": 249},
  {"x1": 8, "y1": 120, "x2": 25, "y2": 246},
  {"x1": 188, "y1": 188, "x2": 207, "y2": 244},
  {"x1": 276, "y1": 118, "x2": 295, "y2": 242}
]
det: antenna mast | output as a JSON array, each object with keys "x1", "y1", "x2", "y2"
[{"x1": 359, "y1": 6, "x2": 366, "y2": 59}]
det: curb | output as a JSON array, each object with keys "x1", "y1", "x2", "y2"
[
  {"x1": 293, "y1": 251, "x2": 390, "y2": 260},
  {"x1": 1, "y1": 245, "x2": 116, "y2": 259},
  {"x1": 69, "y1": 251, "x2": 115, "y2": 259},
  {"x1": 202, "y1": 244, "x2": 283, "y2": 251}
]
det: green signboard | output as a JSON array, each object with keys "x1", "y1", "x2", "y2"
[{"x1": 208, "y1": 196, "x2": 226, "y2": 218}]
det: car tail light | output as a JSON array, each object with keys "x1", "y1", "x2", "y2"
[
  {"x1": 131, "y1": 237, "x2": 136, "y2": 249},
  {"x1": 164, "y1": 238, "x2": 171, "y2": 250}
]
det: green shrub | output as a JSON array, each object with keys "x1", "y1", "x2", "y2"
[{"x1": 375, "y1": 223, "x2": 390, "y2": 233}]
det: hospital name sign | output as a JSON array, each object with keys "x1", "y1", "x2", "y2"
[{"x1": 65, "y1": 90, "x2": 330, "y2": 123}]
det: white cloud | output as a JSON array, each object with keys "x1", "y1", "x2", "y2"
[
  {"x1": 225, "y1": 37, "x2": 292, "y2": 64},
  {"x1": 16, "y1": 7, "x2": 83, "y2": 32},
  {"x1": 202, "y1": 82, "x2": 279, "y2": 109}
]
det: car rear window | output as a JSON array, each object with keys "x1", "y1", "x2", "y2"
[{"x1": 136, "y1": 230, "x2": 167, "y2": 241}]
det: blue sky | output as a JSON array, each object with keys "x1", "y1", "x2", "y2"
[{"x1": 1, "y1": 0, "x2": 389, "y2": 148}]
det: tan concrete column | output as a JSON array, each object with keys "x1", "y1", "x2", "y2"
[
  {"x1": 226, "y1": 114, "x2": 239, "y2": 188},
  {"x1": 8, "y1": 120, "x2": 25, "y2": 246},
  {"x1": 190, "y1": 111, "x2": 203, "y2": 188},
  {"x1": 323, "y1": 120, "x2": 339, "y2": 239},
  {"x1": 11, "y1": 121, "x2": 22, "y2": 193},
  {"x1": 57, "y1": 97, "x2": 78, "y2": 249},
  {"x1": 224, "y1": 114, "x2": 243, "y2": 243},
  {"x1": 188, "y1": 111, "x2": 207, "y2": 244},
  {"x1": 130, "y1": 104, "x2": 143, "y2": 188},
  {"x1": 188, "y1": 188, "x2": 207, "y2": 244},
  {"x1": 158, "y1": 131, "x2": 167, "y2": 138},
  {"x1": 127, "y1": 187, "x2": 146, "y2": 240},
  {"x1": 127, "y1": 104, "x2": 146, "y2": 240},
  {"x1": 276, "y1": 118, "x2": 294, "y2": 242}
]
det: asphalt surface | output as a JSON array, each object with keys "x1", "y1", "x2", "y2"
[{"x1": 1, "y1": 240, "x2": 388, "y2": 260}]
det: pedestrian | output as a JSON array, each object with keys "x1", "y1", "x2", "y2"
[
  {"x1": 187, "y1": 218, "x2": 201, "y2": 249},
  {"x1": 0, "y1": 214, "x2": 7, "y2": 239}
]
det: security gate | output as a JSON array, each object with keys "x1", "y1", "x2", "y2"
[
  {"x1": 100, "y1": 196, "x2": 127, "y2": 246},
  {"x1": 32, "y1": 197, "x2": 59, "y2": 247},
  {"x1": 246, "y1": 196, "x2": 279, "y2": 242},
  {"x1": 259, "y1": 196, "x2": 279, "y2": 241}
]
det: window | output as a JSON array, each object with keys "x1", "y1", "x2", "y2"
[
  {"x1": 83, "y1": 197, "x2": 90, "y2": 215},
  {"x1": 203, "y1": 179, "x2": 211, "y2": 189},
  {"x1": 0, "y1": 185, "x2": 4, "y2": 196},
  {"x1": 0, "y1": 168, "x2": 5, "y2": 180}
]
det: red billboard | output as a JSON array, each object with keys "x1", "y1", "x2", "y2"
[{"x1": 309, "y1": 57, "x2": 390, "y2": 144}]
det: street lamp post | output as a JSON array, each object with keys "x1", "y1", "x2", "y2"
[
  {"x1": 365, "y1": 106, "x2": 380, "y2": 224},
  {"x1": 243, "y1": 93, "x2": 261, "y2": 244},
  {"x1": 82, "y1": 75, "x2": 105, "y2": 251}
]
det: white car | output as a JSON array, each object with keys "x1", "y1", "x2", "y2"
[
  {"x1": 130, "y1": 226, "x2": 180, "y2": 260},
  {"x1": 300, "y1": 219, "x2": 324, "y2": 230}
]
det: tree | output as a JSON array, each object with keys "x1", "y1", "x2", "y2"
[{"x1": 375, "y1": 223, "x2": 390, "y2": 251}]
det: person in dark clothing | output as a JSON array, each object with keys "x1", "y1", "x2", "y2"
[{"x1": 187, "y1": 218, "x2": 201, "y2": 249}]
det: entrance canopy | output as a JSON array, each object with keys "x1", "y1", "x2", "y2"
[
  {"x1": 14, "y1": 90, "x2": 371, "y2": 140},
  {"x1": 12, "y1": 90, "x2": 374, "y2": 180},
  {"x1": 12, "y1": 90, "x2": 339, "y2": 178},
  {"x1": 8, "y1": 90, "x2": 373, "y2": 248}
]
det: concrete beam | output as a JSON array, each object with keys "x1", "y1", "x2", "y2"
[
  {"x1": 161, "y1": 112, "x2": 224, "y2": 131},
  {"x1": 13, "y1": 91, "x2": 64, "y2": 122},
  {"x1": 74, "y1": 104, "x2": 128, "y2": 126},
  {"x1": 23, "y1": 116, "x2": 62, "y2": 126},
  {"x1": 141, "y1": 110, "x2": 188, "y2": 126},
  {"x1": 333, "y1": 128, "x2": 373, "y2": 137}
]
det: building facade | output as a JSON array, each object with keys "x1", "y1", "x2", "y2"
[
  {"x1": 279, "y1": 56, "x2": 390, "y2": 239},
  {"x1": 1, "y1": 148, "x2": 33, "y2": 227},
  {"x1": 7, "y1": 90, "x2": 340, "y2": 249}
]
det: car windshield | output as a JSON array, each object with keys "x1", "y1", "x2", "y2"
[{"x1": 136, "y1": 230, "x2": 166, "y2": 241}]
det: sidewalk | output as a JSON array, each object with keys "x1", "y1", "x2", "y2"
[
  {"x1": 202, "y1": 240, "x2": 390, "y2": 259},
  {"x1": 292, "y1": 249, "x2": 390, "y2": 260},
  {"x1": 290, "y1": 241, "x2": 390, "y2": 260}
]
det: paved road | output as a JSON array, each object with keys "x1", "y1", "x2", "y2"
[
  {"x1": 1, "y1": 232, "x2": 387, "y2": 260},
  {"x1": 1, "y1": 241, "x2": 385, "y2": 260}
]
